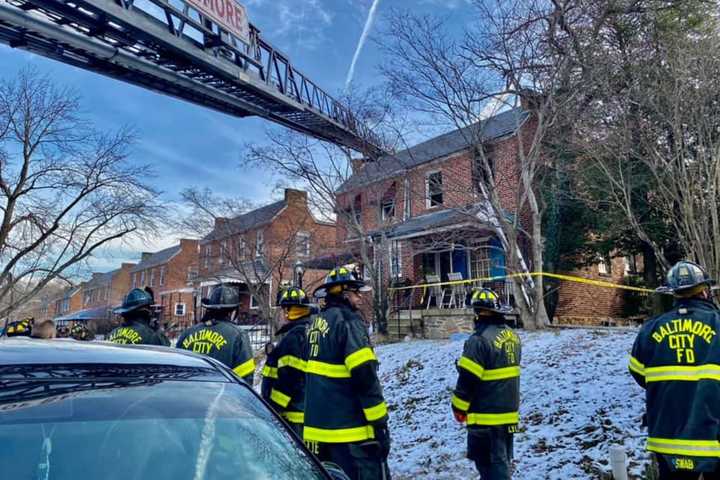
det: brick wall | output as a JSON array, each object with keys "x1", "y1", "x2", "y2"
[{"x1": 554, "y1": 257, "x2": 627, "y2": 325}]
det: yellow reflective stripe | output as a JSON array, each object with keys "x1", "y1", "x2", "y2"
[
  {"x1": 628, "y1": 356, "x2": 645, "y2": 376},
  {"x1": 451, "y1": 394, "x2": 470, "y2": 412},
  {"x1": 305, "y1": 360, "x2": 351, "y2": 378},
  {"x1": 482, "y1": 366, "x2": 520, "y2": 381},
  {"x1": 277, "y1": 355, "x2": 307, "y2": 372},
  {"x1": 363, "y1": 402, "x2": 388, "y2": 422},
  {"x1": 458, "y1": 356, "x2": 485, "y2": 379},
  {"x1": 647, "y1": 437, "x2": 720, "y2": 457},
  {"x1": 233, "y1": 358, "x2": 256, "y2": 378},
  {"x1": 345, "y1": 347, "x2": 377, "y2": 371},
  {"x1": 304, "y1": 425, "x2": 375, "y2": 443},
  {"x1": 262, "y1": 365, "x2": 278, "y2": 379},
  {"x1": 282, "y1": 411, "x2": 305, "y2": 424},
  {"x1": 270, "y1": 388, "x2": 291, "y2": 408},
  {"x1": 467, "y1": 411, "x2": 519, "y2": 426},
  {"x1": 645, "y1": 364, "x2": 720, "y2": 382}
]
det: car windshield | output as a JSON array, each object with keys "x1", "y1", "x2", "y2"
[{"x1": 0, "y1": 376, "x2": 326, "y2": 480}]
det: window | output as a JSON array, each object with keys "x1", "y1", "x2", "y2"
[
  {"x1": 389, "y1": 241, "x2": 402, "y2": 278},
  {"x1": 159, "y1": 266, "x2": 166, "y2": 286},
  {"x1": 352, "y1": 194, "x2": 362, "y2": 224},
  {"x1": 219, "y1": 240, "x2": 229, "y2": 265},
  {"x1": 381, "y1": 182, "x2": 396, "y2": 222},
  {"x1": 237, "y1": 236, "x2": 247, "y2": 260},
  {"x1": 131, "y1": 273, "x2": 137, "y2": 288},
  {"x1": 598, "y1": 256, "x2": 611, "y2": 276},
  {"x1": 474, "y1": 144, "x2": 496, "y2": 189},
  {"x1": 426, "y1": 171, "x2": 444, "y2": 207},
  {"x1": 295, "y1": 232, "x2": 311, "y2": 257},
  {"x1": 174, "y1": 303, "x2": 186, "y2": 316},
  {"x1": 470, "y1": 248, "x2": 491, "y2": 280},
  {"x1": 250, "y1": 295, "x2": 259, "y2": 309},
  {"x1": 149, "y1": 269, "x2": 156, "y2": 287},
  {"x1": 255, "y1": 230, "x2": 264, "y2": 257},
  {"x1": 140, "y1": 270, "x2": 146, "y2": 286},
  {"x1": 203, "y1": 245, "x2": 212, "y2": 269}
]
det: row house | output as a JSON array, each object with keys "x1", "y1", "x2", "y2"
[
  {"x1": 130, "y1": 239, "x2": 199, "y2": 331},
  {"x1": 337, "y1": 108, "x2": 528, "y2": 312},
  {"x1": 197, "y1": 188, "x2": 336, "y2": 324},
  {"x1": 63, "y1": 263, "x2": 136, "y2": 324},
  {"x1": 338, "y1": 106, "x2": 624, "y2": 328}
]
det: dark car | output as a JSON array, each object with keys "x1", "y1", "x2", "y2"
[{"x1": 0, "y1": 339, "x2": 348, "y2": 480}]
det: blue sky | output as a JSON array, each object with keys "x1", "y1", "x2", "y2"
[{"x1": 1, "y1": 0, "x2": 474, "y2": 270}]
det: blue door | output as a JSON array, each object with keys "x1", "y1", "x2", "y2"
[{"x1": 452, "y1": 249, "x2": 468, "y2": 279}]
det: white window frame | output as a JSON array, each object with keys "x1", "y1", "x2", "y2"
[
  {"x1": 219, "y1": 240, "x2": 228, "y2": 265},
  {"x1": 238, "y1": 236, "x2": 247, "y2": 260},
  {"x1": 250, "y1": 294, "x2": 259, "y2": 310},
  {"x1": 174, "y1": 303, "x2": 186, "y2": 316},
  {"x1": 131, "y1": 272, "x2": 137, "y2": 288},
  {"x1": 204, "y1": 245, "x2": 212, "y2": 269},
  {"x1": 149, "y1": 268, "x2": 156, "y2": 287},
  {"x1": 140, "y1": 270, "x2": 145, "y2": 286},
  {"x1": 255, "y1": 230, "x2": 265, "y2": 257},
  {"x1": 389, "y1": 241, "x2": 403, "y2": 278},
  {"x1": 403, "y1": 177, "x2": 411, "y2": 220},
  {"x1": 426, "y1": 170, "x2": 444, "y2": 208},
  {"x1": 295, "y1": 231, "x2": 311, "y2": 257},
  {"x1": 159, "y1": 266, "x2": 166, "y2": 286},
  {"x1": 598, "y1": 256, "x2": 610, "y2": 276}
]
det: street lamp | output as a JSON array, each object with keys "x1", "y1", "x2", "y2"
[{"x1": 294, "y1": 260, "x2": 305, "y2": 289}]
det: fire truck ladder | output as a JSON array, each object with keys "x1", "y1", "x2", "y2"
[{"x1": 0, "y1": 0, "x2": 384, "y2": 156}]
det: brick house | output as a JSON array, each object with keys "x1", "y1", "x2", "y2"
[
  {"x1": 196, "y1": 188, "x2": 336, "y2": 325},
  {"x1": 129, "y1": 239, "x2": 199, "y2": 331},
  {"x1": 51, "y1": 286, "x2": 83, "y2": 320},
  {"x1": 337, "y1": 108, "x2": 529, "y2": 315},
  {"x1": 337, "y1": 107, "x2": 626, "y2": 331},
  {"x1": 62, "y1": 263, "x2": 136, "y2": 326}
]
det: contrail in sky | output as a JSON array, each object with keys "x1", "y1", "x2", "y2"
[{"x1": 345, "y1": 0, "x2": 381, "y2": 91}]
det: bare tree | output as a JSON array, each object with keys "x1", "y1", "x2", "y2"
[
  {"x1": 0, "y1": 70, "x2": 160, "y2": 320},
  {"x1": 379, "y1": 1, "x2": 588, "y2": 328}
]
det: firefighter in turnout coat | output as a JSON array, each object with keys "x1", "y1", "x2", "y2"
[
  {"x1": 176, "y1": 284, "x2": 255, "y2": 384},
  {"x1": 452, "y1": 288, "x2": 521, "y2": 480},
  {"x1": 262, "y1": 286, "x2": 313, "y2": 438},
  {"x1": 304, "y1": 266, "x2": 391, "y2": 480},
  {"x1": 629, "y1": 261, "x2": 720, "y2": 479},
  {"x1": 109, "y1": 288, "x2": 169, "y2": 346}
]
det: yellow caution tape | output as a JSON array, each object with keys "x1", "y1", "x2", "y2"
[{"x1": 388, "y1": 272, "x2": 657, "y2": 294}]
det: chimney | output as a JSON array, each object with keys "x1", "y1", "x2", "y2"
[
  {"x1": 284, "y1": 188, "x2": 308, "y2": 206},
  {"x1": 179, "y1": 238, "x2": 198, "y2": 251},
  {"x1": 140, "y1": 252, "x2": 152, "y2": 262}
]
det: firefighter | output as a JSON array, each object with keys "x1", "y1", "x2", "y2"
[
  {"x1": 261, "y1": 286, "x2": 313, "y2": 438},
  {"x1": 108, "y1": 287, "x2": 169, "y2": 346},
  {"x1": 70, "y1": 322, "x2": 92, "y2": 341},
  {"x1": 304, "y1": 265, "x2": 391, "y2": 480},
  {"x1": 176, "y1": 284, "x2": 255, "y2": 384},
  {"x1": 629, "y1": 261, "x2": 720, "y2": 479},
  {"x1": 5, "y1": 317, "x2": 33, "y2": 337},
  {"x1": 452, "y1": 288, "x2": 521, "y2": 480}
]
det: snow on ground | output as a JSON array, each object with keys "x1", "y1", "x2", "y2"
[{"x1": 377, "y1": 328, "x2": 651, "y2": 480}]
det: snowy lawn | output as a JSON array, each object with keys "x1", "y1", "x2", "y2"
[{"x1": 378, "y1": 328, "x2": 651, "y2": 480}]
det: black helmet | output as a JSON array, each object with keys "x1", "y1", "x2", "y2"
[
  {"x1": 202, "y1": 284, "x2": 240, "y2": 309},
  {"x1": 5, "y1": 318, "x2": 33, "y2": 337},
  {"x1": 70, "y1": 323, "x2": 92, "y2": 341},
  {"x1": 56, "y1": 324, "x2": 71, "y2": 338},
  {"x1": 278, "y1": 286, "x2": 310, "y2": 307},
  {"x1": 660, "y1": 261, "x2": 715, "y2": 295},
  {"x1": 314, "y1": 265, "x2": 370, "y2": 297},
  {"x1": 114, "y1": 288, "x2": 154, "y2": 315},
  {"x1": 469, "y1": 288, "x2": 512, "y2": 314}
]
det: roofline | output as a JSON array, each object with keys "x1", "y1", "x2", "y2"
[
  {"x1": 199, "y1": 205, "x2": 288, "y2": 245},
  {"x1": 130, "y1": 248, "x2": 182, "y2": 273}
]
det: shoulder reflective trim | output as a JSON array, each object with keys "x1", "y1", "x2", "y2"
[
  {"x1": 233, "y1": 358, "x2": 256, "y2": 378},
  {"x1": 628, "y1": 356, "x2": 645, "y2": 376},
  {"x1": 645, "y1": 364, "x2": 720, "y2": 382},
  {"x1": 451, "y1": 394, "x2": 470, "y2": 412},
  {"x1": 278, "y1": 355, "x2": 307, "y2": 372},
  {"x1": 363, "y1": 401, "x2": 388, "y2": 422},
  {"x1": 647, "y1": 437, "x2": 720, "y2": 457},
  {"x1": 467, "y1": 411, "x2": 519, "y2": 426},
  {"x1": 262, "y1": 365, "x2": 279, "y2": 379},
  {"x1": 303, "y1": 425, "x2": 375, "y2": 443},
  {"x1": 270, "y1": 388, "x2": 292, "y2": 408},
  {"x1": 345, "y1": 347, "x2": 378, "y2": 371},
  {"x1": 282, "y1": 411, "x2": 305, "y2": 424},
  {"x1": 482, "y1": 366, "x2": 521, "y2": 381},
  {"x1": 458, "y1": 356, "x2": 485, "y2": 379},
  {"x1": 305, "y1": 360, "x2": 351, "y2": 378}
]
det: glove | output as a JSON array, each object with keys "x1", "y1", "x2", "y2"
[
  {"x1": 453, "y1": 410, "x2": 467, "y2": 423},
  {"x1": 373, "y1": 422, "x2": 391, "y2": 459}
]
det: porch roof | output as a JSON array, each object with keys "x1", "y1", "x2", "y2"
[
  {"x1": 373, "y1": 205, "x2": 494, "y2": 241},
  {"x1": 54, "y1": 306, "x2": 110, "y2": 322}
]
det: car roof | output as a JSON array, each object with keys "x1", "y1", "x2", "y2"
[{"x1": 0, "y1": 338, "x2": 218, "y2": 369}]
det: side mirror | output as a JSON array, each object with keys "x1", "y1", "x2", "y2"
[{"x1": 321, "y1": 462, "x2": 351, "y2": 480}]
